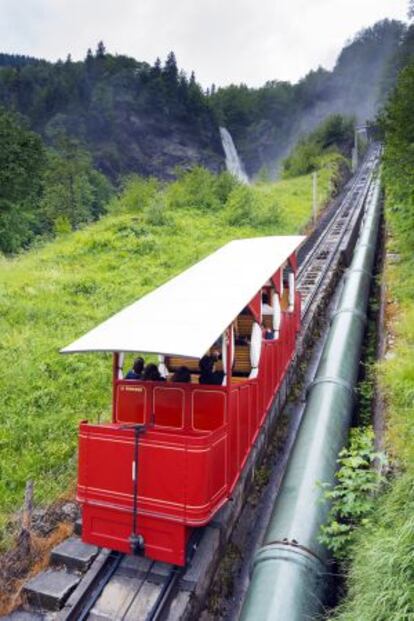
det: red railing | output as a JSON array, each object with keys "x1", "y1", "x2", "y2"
[{"x1": 112, "y1": 296, "x2": 301, "y2": 496}]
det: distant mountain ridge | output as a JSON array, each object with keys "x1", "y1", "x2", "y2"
[
  {"x1": 0, "y1": 19, "x2": 406, "y2": 180},
  {"x1": 211, "y1": 19, "x2": 405, "y2": 176}
]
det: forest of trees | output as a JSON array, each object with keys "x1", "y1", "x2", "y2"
[
  {"x1": 0, "y1": 45, "x2": 225, "y2": 253},
  {"x1": 0, "y1": 44, "x2": 222, "y2": 181},
  {"x1": 0, "y1": 107, "x2": 112, "y2": 253},
  {"x1": 0, "y1": 19, "x2": 410, "y2": 255}
]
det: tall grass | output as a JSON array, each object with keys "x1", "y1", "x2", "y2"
[
  {"x1": 332, "y1": 474, "x2": 414, "y2": 621},
  {"x1": 0, "y1": 159, "x2": 338, "y2": 546},
  {"x1": 331, "y1": 151, "x2": 414, "y2": 620}
]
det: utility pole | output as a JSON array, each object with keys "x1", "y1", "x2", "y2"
[
  {"x1": 352, "y1": 128, "x2": 359, "y2": 173},
  {"x1": 312, "y1": 171, "x2": 317, "y2": 225}
]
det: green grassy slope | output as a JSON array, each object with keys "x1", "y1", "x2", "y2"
[{"x1": 0, "y1": 158, "x2": 340, "y2": 544}]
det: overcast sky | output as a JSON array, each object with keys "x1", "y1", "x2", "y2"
[{"x1": 0, "y1": 0, "x2": 409, "y2": 87}]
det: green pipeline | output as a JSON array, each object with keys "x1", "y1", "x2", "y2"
[{"x1": 240, "y1": 177, "x2": 382, "y2": 621}]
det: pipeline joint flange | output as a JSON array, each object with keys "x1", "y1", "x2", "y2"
[
  {"x1": 355, "y1": 242, "x2": 374, "y2": 250},
  {"x1": 344, "y1": 267, "x2": 372, "y2": 280},
  {"x1": 330, "y1": 307, "x2": 367, "y2": 326},
  {"x1": 306, "y1": 376, "x2": 356, "y2": 402},
  {"x1": 253, "y1": 540, "x2": 326, "y2": 574}
]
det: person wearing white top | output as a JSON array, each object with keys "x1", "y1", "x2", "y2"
[{"x1": 261, "y1": 292, "x2": 273, "y2": 315}]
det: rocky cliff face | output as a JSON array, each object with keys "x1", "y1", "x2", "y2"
[{"x1": 61, "y1": 106, "x2": 225, "y2": 181}]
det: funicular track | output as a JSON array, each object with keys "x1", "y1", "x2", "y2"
[
  {"x1": 18, "y1": 147, "x2": 381, "y2": 621},
  {"x1": 61, "y1": 552, "x2": 182, "y2": 621},
  {"x1": 297, "y1": 143, "x2": 381, "y2": 320}
]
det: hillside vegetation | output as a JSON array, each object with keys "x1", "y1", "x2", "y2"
[
  {"x1": 211, "y1": 20, "x2": 404, "y2": 175},
  {"x1": 0, "y1": 19, "x2": 403, "y2": 186},
  {"x1": 0, "y1": 155, "x2": 342, "y2": 546},
  {"x1": 0, "y1": 46, "x2": 221, "y2": 180},
  {"x1": 330, "y1": 25, "x2": 414, "y2": 621},
  {"x1": 0, "y1": 107, "x2": 112, "y2": 254},
  {"x1": 282, "y1": 114, "x2": 355, "y2": 178},
  {"x1": 0, "y1": 19, "x2": 404, "y2": 256}
]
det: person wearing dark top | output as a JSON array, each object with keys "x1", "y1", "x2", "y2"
[
  {"x1": 171, "y1": 366, "x2": 191, "y2": 383},
  {"x1": 125, "y1": 356, "x2": 144, "y2": 380},
  {"x1": 142, "y1": 363, "x2": 164, "y2": 381},
  {"x1": 199, "y1": 355, "x2": 224, "y2": 385}
]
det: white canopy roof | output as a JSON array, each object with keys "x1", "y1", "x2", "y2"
[{"x1": 61, "y1": 235, "x2": 304, "y2": 359}]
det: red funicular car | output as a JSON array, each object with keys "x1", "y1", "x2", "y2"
[{"x1": 62, "y1": 235, "x2": 304, "y2": 566}]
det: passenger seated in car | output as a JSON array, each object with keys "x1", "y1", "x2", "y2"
[
  {"x1": 125, "y1": 357, "x2": 145, "y2": 380},
  {"x1": 171, "y1": 366, "x2": 191, "y2": 383},
  {"x1": 262, "y1": 292, "x2": 273, "y2": 315},
  {"x1": 142, "y1": 363, "x2": 165, "y2": 381},
  {"x1": 199, "y1": 355, "x2": 224, "y2": 385}
]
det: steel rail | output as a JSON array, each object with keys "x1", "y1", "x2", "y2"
[
  {"x1": 145, "y1": 565, "x2": 183, "y2": 621},
  {"x1": 63, "y1": 550, "x2": 124, "y2": 621},
  {"x1": 298, "y1": 149, "x2": 375, "y2": 274},
  {"x1": 296, "y1": 150, "x2": 375, "y2": 267},
  {"x1": 297, "y1": 146, "x2": 380, "y2": 319},
  {"x1": 298, "y1": 146, "x2": 379, "y2": 279}
]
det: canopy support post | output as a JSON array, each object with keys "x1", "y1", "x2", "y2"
[
  {"x1": 226, "y1": 326, "x2": 233, "y2": 391},
  {"x1": 112, "y1": 352, "x2": 119, "y2": 423}
]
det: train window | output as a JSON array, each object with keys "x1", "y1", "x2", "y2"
[
  {"x1": 116, "y1": 383, "x2": 146, "y2": 424},
  {"x1": 153, "y1": 387, "x2": 184, "y2": 429},
  {"x1": 192, "y1": 390, "x2": 225, "y2": 431}
]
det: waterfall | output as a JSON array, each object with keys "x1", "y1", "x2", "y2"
[{"x1": 219, "y1": 127, "x2": 249, "y2": 184}]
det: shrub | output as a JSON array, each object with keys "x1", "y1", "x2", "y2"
[
  {"x1": 166, "y1": 166, "x2": 221, "y2": 212},
  {"x1": 225, "y1": 184, "x2": 281, "y2": 228},
  {"x1": 214, "y1": 171, "x2": 239, "y2": 203},
  {"x1": 113, "y1": 175, "x2": 160, "y2": 213},
  {"x1": 255, "y1": 189, "x2": 281, "y2": 227},
  {"x1": 282, "y1": 140, "x2": 321, "y2": 178},
  {"x1": 144, "y1": 192, "x2": 170, "y2": 226},
  {"x1": 53, "y1": 216, "x2": 71, "y2": 236},
  {"x1": 224, "y1": 185, "x2": 256, "y2": 226},
  {"x1": 319, "y1": 427, "x2": 386, "y2": 561}
]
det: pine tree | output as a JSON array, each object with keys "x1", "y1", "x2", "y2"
[
  {"x1": 151, "y1": 57, "x2": 162, "y2": 77},
  {"x1": 96, "y1": 41, "x2": 106, "y2": 59},
  {"x1": 163, "y1": 51, "x2": 178, "y2": 84},
  {"x1": 40, "y1": 134, "x2": 111, "y2": 230},
  {"x1": 85, "y1": 47, "x2": 93, "y2": 70}
]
